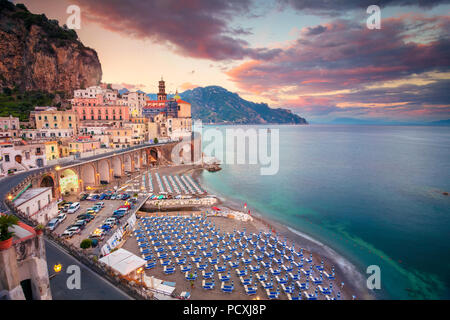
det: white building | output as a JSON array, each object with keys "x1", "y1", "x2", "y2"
[
  {"x1": 73, "y1": 86, "x2": 118, "y2": 105},
  {"x1": 21, "y1": 128, "x2": 74, "y2": 140},
  {"x1": 121, "y1": 91, "x2": 146, "y2": 117},
  {"x1": 13, "y1": 187, "x2": 58, "y2": 225},
  {"x1": 0, "y1": 141, "x2": 46, "y2": 176}
]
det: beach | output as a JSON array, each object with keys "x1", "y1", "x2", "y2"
[{"x1": 120, "y1": 164, "x2": 370, "y2": 300}]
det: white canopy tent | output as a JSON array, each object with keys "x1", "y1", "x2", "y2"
[{"x1": 99, "y1": 248, "x2": 146, "y2": 276}]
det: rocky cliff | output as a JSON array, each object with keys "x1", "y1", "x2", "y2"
[{"x1": 0, "y1": 1, "x2": 102, "y2": 94}]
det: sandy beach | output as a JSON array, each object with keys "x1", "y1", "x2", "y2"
[{"x1": 116, "y1": 164, "x2": 371, "y2": 300}]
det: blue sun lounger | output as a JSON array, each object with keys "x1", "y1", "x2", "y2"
[
  {"x1": 215, "y1": 265, "x2": 227, "y2": 273},
  {"x1": 218, "y1": 273, "x2": 231, "y2": 282},
  {"x1": 270, "y1": 268, "x2": 281, "y2": 276},
  {"x1": 275, "y1": 276, "x2": 288, "y2": 284},
  {"x1": 244, "y1": 285, "x2": 257, "y2": 295},
  {"x1": 196, "y1": 263, "x2": 208, "y2": 271},
  {"x1": 202, "y1": 280, "x2": 215, "y2": 290},
  {"x1": 236, "y1": 268, "x2": 247, "y2": 277},
  {"x1": 304, "y1": 292, "x2": 317, "y2": 300},
  {"x1": 180, "y1": 265, "x2": 191, "y2": 273},
  {"x1": 249, "y1": 265, "x2": 260, "y2": 273},
  {"x1": 164, "y1": 266, "x2": 175, "y2": 274},
  {"x1": 221, "y1": 282, "x2": 234, "y2": 293},
  {"x1": 266, "y1": 289, "x2": 279, "y2": 299},
  {"x1": 228, "y1": 261, "x2": 239, "y2": 269}
]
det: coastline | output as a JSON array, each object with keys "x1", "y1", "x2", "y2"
[{"x1": 190, "y1": 167, "x2": 373, "y2": 300}]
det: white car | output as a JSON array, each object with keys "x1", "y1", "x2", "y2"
[
  {"x1": 67, "y1": 202, "x2": 80, "y2": 214},
  {"x1": 57, "y1": 213, "x2": 67, "y2": 223},
  {"x1": 46, "y1": 218, "x2": 60, "y2": 231},
  {"x1": 104, "y1": 217, "x2": 118, "y2": 225},
  {"x1": 96, "y1": 202, "x2": 105, "y2": 208},
  {"x1": 62, "y1": 226, "x2": 80, "y2": 238}
]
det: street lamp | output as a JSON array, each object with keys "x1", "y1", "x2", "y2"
[{"x1": 55, "y1": 165, "x2": 61, "y2": 171}]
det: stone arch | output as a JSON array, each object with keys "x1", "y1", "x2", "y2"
[
  {"x1": 112, "y1": 156, "x2": 122, "y2": 178},
  {"x1": 133, "y1": 152, "x2": 141, "y2": 169},
  {"x1": 80, "y1": 163, "x2": 96, "y2": 189},
  {"x1": 149, "y1": 148, "x2": 158, "y2": 165},
  {"x1": 59, "y1": 168, "x2": 79, "y2": 195},
  {"x1": 124, "y1": 153, "x2": 133, "y2": 172},
  {"x1": 98, "y1": 159, "x2": 111, "y2": 183},
  {"x1": 40, "y1": 175, "x2": 56, "y2": 198}
]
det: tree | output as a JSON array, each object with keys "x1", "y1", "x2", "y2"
[
  {"x1": 80, "y1": 238, "x2": 92, "y2": 249},
  {"x1": 153, "y1": 137, "x2": 158, "y2": 144},
  {"x1": 0, "y1": 214, "x2": 19, "y2": 241}
]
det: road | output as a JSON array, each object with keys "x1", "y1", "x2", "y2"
[
  {"x1": 45, "y1": 239, "x2": 132, "y2": 300},
  {"x1": 0, "y1": 145, "x2": 167, "y2": 300}
]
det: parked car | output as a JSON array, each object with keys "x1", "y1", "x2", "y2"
[
  {"x1": 89, "y1": 228, "x2": 106, "y2": 240},
  {"x1": 110, "y1": 194, "x2": 117, "y2": 200},
  {"x1": 73, "y1": 220, "x2": 87, "y2": 230},
  {"x1": 104, "y1": 194, "x2": 111, "y2": 200},
  {"x1": 91, "y1": 206, "x2": 101, "y2": 213},
  {"x1": 86, "y1": 209, "x2": 96, "y2": 216},
  {"x1": 99, "y1": 193, "x2": 107, "y2": 200},
  {"x1": 62, "y1": 226, "x2": 81, "y2": 238},
  {"x1": 112, "y1": 211, "x2": 125, "y2": 219},
  {"x1": 80, "y1": 193, "x2": 89, "y2": 201},
  {"x1": 77, "y1": 214, "x2": 94, "y2": 222},
  {"x1": 67, "y1": 202, "x2": 80, "y2": 214},
  {"x1": 104, "y1": 217, "x2": 118, "y2": 225},
  {"x1": 56, "y1": 212, "x2": 67, "y2": 223},
  {"x1": 100, "y1": 224, "x2": 113, "y2": 231},
  {"x1": 119, "y1": 204, "x2": 131, "y2": 210},
  {"x1": 121, "y1": 194, "x2": 130, "y2": 200},
  {"x1": 96, "y1": 202, "x2": 105, "y2": 208},
  {"x1": 46, "y1": 218, "x2": 60, "y2": 231}
]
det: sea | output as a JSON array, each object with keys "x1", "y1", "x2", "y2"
[{"x1": 196, "y1": 124, "x2": 450, "y2": 300}]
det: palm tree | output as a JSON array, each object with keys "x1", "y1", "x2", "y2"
[{"x1": 0, "y1": 214, "x2": 19, "y2": 241}]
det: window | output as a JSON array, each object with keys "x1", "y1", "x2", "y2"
[{"x1": 5, "y1": 155, "x2": 10, "y2": 162}]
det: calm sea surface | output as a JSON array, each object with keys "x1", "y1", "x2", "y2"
[{"x1": 198, "y1": 124, "x2": 450, "y2": 299}]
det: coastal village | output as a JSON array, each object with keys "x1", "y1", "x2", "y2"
[{"x1": 0, "y1": 79, "x2": 353, "y2": 301}]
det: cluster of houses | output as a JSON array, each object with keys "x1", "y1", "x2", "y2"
[{"x1": 0, "y1": 79, "x2": 192, "y2": 177}]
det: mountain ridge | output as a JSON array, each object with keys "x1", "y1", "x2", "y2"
[{"x1": 178, "y1": 86, "x2": 307, "y2": 125}]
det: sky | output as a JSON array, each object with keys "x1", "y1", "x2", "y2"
[{"x1": 15, "y1": 0, "x2": 450, "y2": 123}]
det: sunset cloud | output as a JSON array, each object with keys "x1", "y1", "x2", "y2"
[
  {"x1": 228, "y1": 14, "x2": 450, "y2": 121},
  {"x1": 73, "y1": 0, "x2": 281, "y2": 61}
]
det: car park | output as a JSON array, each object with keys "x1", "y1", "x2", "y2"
[{"x1": 46, "y1": 218, "x2": 60, "y2": 231}]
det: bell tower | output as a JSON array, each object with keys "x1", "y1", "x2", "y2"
[{"x1": 157, "y1": 76, "x2": 167, "y2": 101}]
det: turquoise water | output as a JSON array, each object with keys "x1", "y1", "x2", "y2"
[{"x1": 198, "y1": 124, "x2": 450, "y2": 299}]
